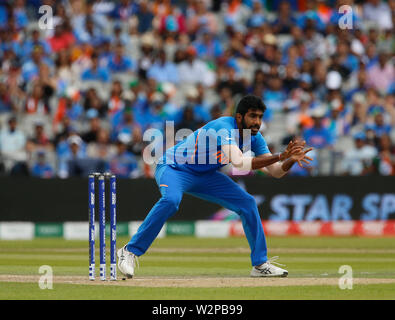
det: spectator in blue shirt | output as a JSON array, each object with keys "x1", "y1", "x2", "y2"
[
  {"x1": 173, "y1": 86, "x2": 211, "y2": 126},
  {"x1": 297, "y1": 0, "x2": 325, "y2": 31},
  {"x1": 107, "y1": 44, "x2": 135, "y2": 73},
  {"x1": 247, "y1": 1, "x2": 266, "y2": 28},
  {"x1": 74, "y1": 16, "x2": 104, "y2": 46},
  {"x1": 345, "y1": 69, "x2": 368, "y2": 102},
  {"x1": 195, "y1": 83, "x2": 212, "y2": 113},
  {"x1": 64, "y1": 96, "x2": 84, "y2": 121},
  {"x1": 193, "y1": 30, "x2": 223, "y2": 61},
  {"x1": 272, "y1": 1, "x2": 297, "y2": 34},
  {"x1": 22, "y1": 46, "x2": 53, "y2": 83},
  {"x1": 13, "y1": 0, "x2": 29, "y2": 29},
  {"x1": 98, "y1": 39, "x2": 112, "y2": 68},
  {"x1": 111, "y1": 108, "x2": 142, "y2": 143},
  {"x1": 0, "y1": 82, "x2": 13, "y2": 113},
  {"x1": 111, "y1": 0, "x2": 139, "y2": 21},
  {"x1": 365, "y1": 89, "x2": 385, "y2": 117},
  {"x1": 303, "y1": 109, "x2": 334, "y2": 149},
  {"x1": 363, "y1": 43, "x2": 379, "y2": 70},
  {"x1": 137, "y1": 0, "x2": 154, "y2": 33},
  {"x1": 0, "y1": 4, "x2": 7, "y2": 28},
  {"x1": 243, "y1": 0, "x2": 266, "y2": 9},
  {"x1": 337, "y1": 41, "x2": 359, "y2": 73},
  {"x1": 57, "y1": 135, "x2": 87, "y2": 178},
  {"x1": 81, "y1": 54, "x2": 111, "y2": 83},
  {"x1": 109, "y1": 134, "x2": 139, "y2": 178},
  {"x1": 388, "y1": 82, "x2": 395, "y2": 95},
  {"x1": 147, "y1": 49, "x2": 179, "y2": 84},
  {"x1": 365, "y1": 113, "x2": 392, "y2": 139},
  {"x1": 31, "y1": 151, "x2": 54, "y2": 178},
  {"x1": 1, "y1": 34, "x2": 22, "y2": 59},
  {"x1": 175, "y1": 106, "x2": 202, "y2": 132},
  {"x1": 271, "y1": 0, "x2": 298, "y2": 11},
  {"x1": 22, "y1": 29, "x2": 52, "y2": 59},
  {"x1": 281, "y1": 44, "x2": 303, "y2": 69},
  {"x1": 144, "y1": 92, "x2": 167, "y2": 131},
  {"x1": 130, "y1": 92, "x2": 150, "y2": 129},
  {"x1": 263, "y1": 77, "x2": 287, "y2": 113},
  {"x1": 111, "y1": 24, "x2": 129, "y2": 46}
]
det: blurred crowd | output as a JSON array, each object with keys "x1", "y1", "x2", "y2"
[{"x1": 0, "y1": 0, "x2": 394, "y2": 179}]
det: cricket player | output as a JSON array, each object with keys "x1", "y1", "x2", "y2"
[{"x1": 118, "y1": 95, "x2": 313, "y2": 278}]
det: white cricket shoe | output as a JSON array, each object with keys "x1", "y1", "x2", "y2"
[
  {"x1": 250, "y1": 256, "x2": 288, "y2": 277},
  {"x1": 117, "y1": 245, "x2": 139, "y2": 279}
]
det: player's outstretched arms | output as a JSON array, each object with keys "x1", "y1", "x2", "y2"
[
  {"x1": 221, "y1": 142, "x2": 305, "y2": 172},
  {"x1": 250, "y1": 140, "x2": 305, "y2": 171},
  {"x1": 261, "y1": 141, "x2": 314, "y2": 178}
]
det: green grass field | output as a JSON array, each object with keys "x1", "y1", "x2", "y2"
[{"x1": 0, "y1": 236, "x2": 394, "y2": 300}]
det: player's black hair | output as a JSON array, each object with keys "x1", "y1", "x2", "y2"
[{"x1": 235, "y1": 95, "x2": 266, "y2": 116}]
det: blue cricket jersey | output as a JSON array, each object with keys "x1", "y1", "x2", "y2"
[{"x1": 160, "y1": 116, "x2": 270, "y2": 173}]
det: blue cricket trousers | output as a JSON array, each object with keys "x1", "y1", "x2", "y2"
[{"x1": 127, "y1": 164, "x2": 268, "y2": 266}]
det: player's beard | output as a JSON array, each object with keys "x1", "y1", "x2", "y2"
[{"x1": 242, "y1": 117, "x2": 259, "y2": 136}]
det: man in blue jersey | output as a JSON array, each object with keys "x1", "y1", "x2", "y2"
[{"x1": 118, "y1": 95, "x2": 313, "y2": 278}]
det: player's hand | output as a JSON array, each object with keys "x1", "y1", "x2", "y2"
[
  {"x1": 290, "y1": 147, "x2": 314, "y2": 167},
  {"x1": 289, "y1": 138, "x2": 307, "y2": 149},
  {"x1": 280, "y1": 139, "x2": 305, "y2": 161}
]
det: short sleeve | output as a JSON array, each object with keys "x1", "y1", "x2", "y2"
[
  {"x1": 252, "y1": 133, "x2": 270, "y2": 156},
  {"x1": 217, "y1": 131, "x2": 238, "y2": 147},
  {"x1": 212, "y1": 119, "x2": 238, "y2": 147}
]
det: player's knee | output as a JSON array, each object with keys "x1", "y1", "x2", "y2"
[
  {"x1": 160, "y1": 196, "x2": 180, "y2": 212},
  {"x1": 243, "y1": 194, "x2": 257, "y2": 210}
]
